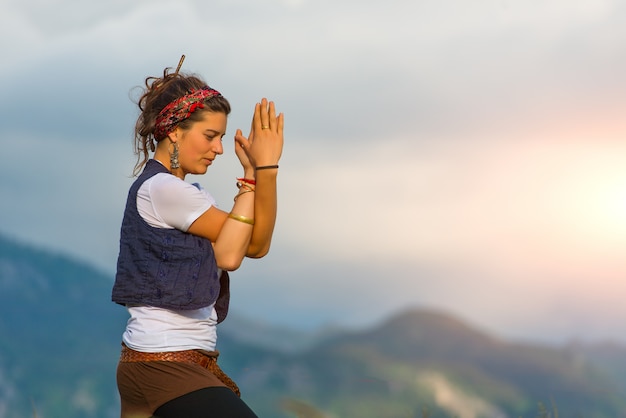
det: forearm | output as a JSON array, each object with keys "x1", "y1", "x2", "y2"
[
  {"x1": 226, "y1": 97, "x2": 283, "y2": 260},
  {"x1": 212, "y1": 172, "x2": 256, "y2": 270},
  {"x1": 247, "y1": 168, "x2": 278, "y2": 257}
]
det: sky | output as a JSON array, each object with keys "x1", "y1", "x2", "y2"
[{"x1": 1, "y1": 0, "x2": 626, "y2": 345}]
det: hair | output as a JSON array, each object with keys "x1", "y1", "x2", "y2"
[{"x1": 132, "y1": 66, "x2": 231, "y2": 176}]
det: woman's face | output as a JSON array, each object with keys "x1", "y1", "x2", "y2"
[{"x1": 177, "y1": 111, "x2": 227, "y2": 177}]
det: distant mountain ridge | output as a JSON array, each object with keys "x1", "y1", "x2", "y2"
[
  {"x1": 0, "y1": 232, "x2": 128, "y2": 418},
  {"x1": 2, "y1": 232, "x2": 626, "y2": 417}
]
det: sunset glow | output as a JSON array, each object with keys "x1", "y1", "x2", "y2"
[{"x1": 2, "y1": 0, "x2": 626, "y2": 344}]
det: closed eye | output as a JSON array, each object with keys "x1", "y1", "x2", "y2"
[{"x1": 204, "y1": 130, "x2": 225, "y2": 142}]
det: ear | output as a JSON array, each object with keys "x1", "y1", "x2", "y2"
[{"x1": 166, "y1": 127, "x2": 181, "y2": 143}]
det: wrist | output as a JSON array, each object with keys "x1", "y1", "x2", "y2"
[
  {"x1": 254, "y1": 167, "x2": 278, "y2": 181},
  {"x1": 255, "y1": 164, "x2": 279, "y2": 171}
]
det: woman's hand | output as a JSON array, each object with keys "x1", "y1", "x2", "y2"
[
  {"x1": 234, "y1": 124, "x2": 253, "y2": 172},
  {"x1": 234, "y1": 98, "x2": 284, "y2": 170}
]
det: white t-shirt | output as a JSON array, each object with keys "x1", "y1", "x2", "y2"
[
  {"x1": 122, "y1": 169, "x2": 221, "y2": 352},
  {"x1": 136, "y1": 173, "x2": 215, "y2": 231}
]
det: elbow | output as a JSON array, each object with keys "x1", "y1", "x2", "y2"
[
  {"x1": 215, "y1": 253, "x2": 244, "y2": 271},
  {"x1": 247, "y1": 243, "x2": 271, "y2": 259},
  {"x1": 216, "y1": 257, "x2": 242, "y2": 271}
]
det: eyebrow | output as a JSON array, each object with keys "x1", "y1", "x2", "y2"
[{"x1": 204, "y1": 129, "x2": 224, "y2": 135}]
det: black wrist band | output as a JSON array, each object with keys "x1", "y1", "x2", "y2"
[{"x1": 255, "y1": 165, "x2": 279, "y2": 170}]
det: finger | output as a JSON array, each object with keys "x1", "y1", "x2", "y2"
[
  {"x1": 234, "y1": 128, "x2": 245, "y2": 140},
  {"x1": 277, "y1": 112, "x2": 284, "y2": 136},
  {"x1": 268, "y1": 101, "x2": 277, "y2": 131},
  {"x1": 252, "y1": 102, "x2": 262, "y2": 135},
  {"x1": 259, "y1": 98, "x2": 270, "y2": 131},
  {"x1": 248, "y1": 108, "x2": 256, "y2": 143},
  {"x1": 234, "y1": 129, "x2": 248, "y2": 148}
]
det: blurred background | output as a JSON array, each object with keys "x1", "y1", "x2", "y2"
[{"x1": 1, "y1": 0, "x2": 626, "y2": 346}]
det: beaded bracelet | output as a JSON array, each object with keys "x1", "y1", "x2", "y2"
[
  {"x1": 237, "y1": 177, "x2": 256, "y2": 185},
  {"x1": 236, "y1": 182, "x2": 255, "y2": 192}
]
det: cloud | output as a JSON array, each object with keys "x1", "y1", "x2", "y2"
[
  {"x1": 277, "y1": 134, "x2": 626, "y2": 265},
  {"x1": 3, "y1": 0, "x2": 625, "y2": 142},
  {"x1": 1, "y1": 0, "x2": 626, "y2": 343}
]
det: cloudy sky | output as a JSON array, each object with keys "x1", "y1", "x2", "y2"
[{"x1": 1, "y1": 0, "x2": 626, "y2": 345}]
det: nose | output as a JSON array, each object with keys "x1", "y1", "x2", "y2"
[{"x1": 214, "y1": 139, "x2": 224, "y2": 155}]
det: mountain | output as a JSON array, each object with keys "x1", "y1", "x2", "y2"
[
  {"x1": 217, "y1": 313, "x2": 344, "y2": 353},
  {"x1": 2, "y1": 232, "x2": 626, "y2": 417},
  {"x1": 0, "y1": 233, "x2": 128, "y2": 418},
  {"x1": 220, "y1": 309, "x2": 626, "y2": 418}
]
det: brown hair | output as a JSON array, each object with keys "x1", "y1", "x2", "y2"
[{"x1": 132, "y1": 67, "x2": 231, "y2": 176}]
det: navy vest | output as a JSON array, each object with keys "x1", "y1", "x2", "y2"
[{"x1": 112, "y1": 159, "x2": 229, "y2": 321}]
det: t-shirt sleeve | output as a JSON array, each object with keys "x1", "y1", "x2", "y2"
[{"x1": 146, "y1": 174, "x2": 216, "y2": 231}]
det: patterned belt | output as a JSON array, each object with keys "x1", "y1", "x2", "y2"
[
  {"x1": 119, "y1": 344, "x2": 240, "y2": 396},
  {"x1": 120, "y1": 344, "x2": 216, "y2": 368}
]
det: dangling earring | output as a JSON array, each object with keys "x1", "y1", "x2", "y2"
[{"x1": 170, "y1": 142, "x2": 180, "y2": 169}]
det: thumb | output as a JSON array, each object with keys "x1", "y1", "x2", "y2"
[{"x1": 234, "y1": 129, "x2": 250, "y2": 151}]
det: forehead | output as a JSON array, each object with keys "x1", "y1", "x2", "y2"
[{"x1": 195, "y1": 111, "x2": 227, "y2": 132}]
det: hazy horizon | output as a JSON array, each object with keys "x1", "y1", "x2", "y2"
[{"x1": 2, "y1": 0, "x2": 625, "y2": 346}]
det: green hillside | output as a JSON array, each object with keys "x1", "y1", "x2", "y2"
[
  {"x1": 0, "y1": 233, "x2": 127, "y2": 418},
  {"x1": 2, "y1": 232, "x2": 626, "y2": 417},
  {"x1": 218, "y1": 310, "x2": 626, "y2": 417}
]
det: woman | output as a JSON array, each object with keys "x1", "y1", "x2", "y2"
[{"x1": 111, "y1": 56, "x2": 283, "y2": 418}]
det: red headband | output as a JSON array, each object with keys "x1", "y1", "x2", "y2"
[{"x1": 154, "y1": 86, "x2": 222, "y2": 140}]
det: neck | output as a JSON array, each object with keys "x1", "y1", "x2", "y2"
[{"x1": 153, "y1": 153, "x2": 185, "y2": 180}]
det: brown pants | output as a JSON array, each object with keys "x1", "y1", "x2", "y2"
[{"x1": 117, "y1": 353, "x2": 233, "y2": 418}]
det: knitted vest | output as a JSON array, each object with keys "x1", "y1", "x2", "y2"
[{"x1": 112, "y1": 159, "x2": 229, "y2": 320}]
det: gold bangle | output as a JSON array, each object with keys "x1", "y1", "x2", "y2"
[{"x1": 228, "y1": 213, "x2": 255, "y2": 225}]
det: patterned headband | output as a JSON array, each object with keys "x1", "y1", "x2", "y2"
[{"x1": 154, "y1": 85, "x2": 222, "y2": 140}]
